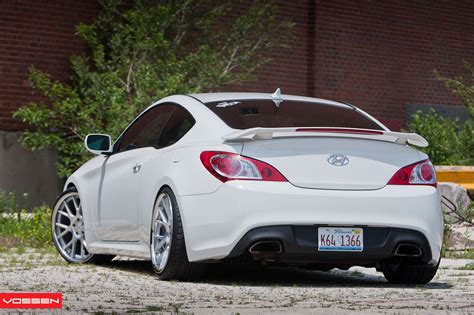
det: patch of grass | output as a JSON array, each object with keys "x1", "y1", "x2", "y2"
[
  {"x1": 146, "y1": 305, "x2": 164, "y2": 312},
  {"x1": 459, "y1": 262, "x2": 474, "y2": 270},
  {"x1": 169, "y1": 303, "x2": 183, "y2": 313},
  {"x1": 0, "y1": 205, "x2": 52, "y2": 249},
  {"x1": 444, "y1": 249, "x2": 474, "y2": 260}
]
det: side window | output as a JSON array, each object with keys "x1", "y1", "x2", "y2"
[
  {"x1": 117, "y1": 104, "x2": 174, "y2": 152},
  {"x1": 157, "y1": 106, "x2": 196, "y2": 148}
]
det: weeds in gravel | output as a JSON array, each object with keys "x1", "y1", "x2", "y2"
[
  {"x1": 146, "y1": 305, "x2": 164, "y2": 312},
  {"x1": 460, "y1": 262, "x2": 474, "y2": 270},
  {"x1": 444, "y1": 249, "x2": 474, "y2": 259},
  {"x1": 0, "y1": 191, "x2": 53, "y2": 249}
]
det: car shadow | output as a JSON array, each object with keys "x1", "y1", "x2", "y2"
[{"x1": 100, "y1": 259, "x2": 452, "y2": 289}]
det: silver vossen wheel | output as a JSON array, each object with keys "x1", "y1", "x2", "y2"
[
  {"x1": 52, "y1": 191, "x2": 92, "y2": 263},
  {"x1": 151, "y1": 192, "x2": 174, "y2": 273}
]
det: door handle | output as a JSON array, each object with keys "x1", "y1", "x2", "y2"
[{"x1": 132, "y1": 163, "x2": 142, "y2": 174}]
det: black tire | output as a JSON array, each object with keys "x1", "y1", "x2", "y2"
[
  {"x1": 52, "y1": 188, "x2": 115, "y2": 264},
  {"x1": 381, "y1": 258, "x2": 440, "y2": 284},
  {"x1": 151, "y1": 187, "x2": 205, "y2": 281}
]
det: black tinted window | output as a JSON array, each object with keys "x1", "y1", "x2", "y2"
[
  {"x1": 205, "y1": 100, "x2": 382, "y2": 130},
  {"x1": 117, "y1": 104, "x2": 175, "y2": 152},
  {"x1": 157, "y1": 106, "x2": 195, "y2": 148},
  {"x1": 117, "y1": 104, "x2": 195, "y2": 152}
]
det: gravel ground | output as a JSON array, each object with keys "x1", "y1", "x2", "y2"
[{"x1": 0, "y1": 249, "x2": 473, "y2": 314}]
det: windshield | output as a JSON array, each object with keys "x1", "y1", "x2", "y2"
[{"x1": 204, "y1": 99, "x2": 383, "y2": 130}]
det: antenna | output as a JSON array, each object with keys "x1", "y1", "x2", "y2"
[{"x1": 271, "y1": 88, "x2": 284, "y2": 108}]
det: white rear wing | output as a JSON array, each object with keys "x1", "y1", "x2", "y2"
[{"x1": 222, "y1": 127, "x2": 428, "y2": 147}]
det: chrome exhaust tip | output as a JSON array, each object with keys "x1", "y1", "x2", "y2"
[
  {"x1": 249, "y1": 241, "x2": 283, "y2": 254},
  {"x1": 395, "y1": 243, "x2": 422, "y2": 257}
]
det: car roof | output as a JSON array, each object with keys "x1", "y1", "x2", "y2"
[{"x1": 188, "y1": 92, "x2": 351, "y2": 108}]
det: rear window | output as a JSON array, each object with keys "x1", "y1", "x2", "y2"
[{"x1": 205, "y1": 99, "x2": 383, "y2": 130}]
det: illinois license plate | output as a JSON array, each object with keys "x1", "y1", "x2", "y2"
[{"x1": 318, "y1": 227, "x2": 363, "y2": 252}]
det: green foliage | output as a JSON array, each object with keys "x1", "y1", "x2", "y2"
[
  {"x1": 409, "y1": 109, "x2": 472, "y2": 165},
  {"x1": 408, "y1": 62, "x2": 474, "y2": 165},
  {"x1": 14, "y1": 0, "x2": 293, "y2": 178},
  {"x1": 444, "y1": 248, "x2": 474, "y2": 259},
  {"x1": 0, "y1": 193, "x2": 52, "y2": 248},
  {"x1": 460, "y1": 262, "x2": 474, "y2": 270}
]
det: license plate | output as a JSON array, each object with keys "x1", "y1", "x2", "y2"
[{"x1": 318, "y1": 227, "x2": 363, "y2": 252}]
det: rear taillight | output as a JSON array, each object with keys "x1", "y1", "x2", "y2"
[
  {"x1": 200, "y1": 151, "x2": 287, "y2": 182},
  {"x1": 387, "y1": 159, "x2": 437, "y2": 187}
]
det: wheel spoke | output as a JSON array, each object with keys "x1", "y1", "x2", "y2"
[
  {"x1": 72, "y1": 197, "x2": 80, "y2": 212},
  {"x1": 162, "y1": 197, "x2": 172, "y2": 223},
  {"x1": 58, "y1": 210, "x2": 70, "y2": 218},
  {"x1": 80, "y1": 241, "x2": 85, "y2": 258},
  {"x1": 63, "y1": 200, "x2": 74, "y2": 217},
  {"x1": 159, "y1": 247, "x2": 170, "y2": 270},
  {"x1": 58, "y1": 229, "x2": 70, "y2": 239},
  {"x1": 56, "y1": 222, "x2": 69, "y2": 229},
  {"x1": 64, "y1": 239, "x2": 73, "y2": 249},
  {"x1": 155, "y1": 238, "x2": 167, "y2": 252},
  {"x1": 71, "y1": 239, "x2": 77, "y2": 258},
  {"x1": 155, "y1": 219, "x2": 167, "y2": 232},
  {"x1": 157, "y1": 206, "x2": 168, "y2": 224}
]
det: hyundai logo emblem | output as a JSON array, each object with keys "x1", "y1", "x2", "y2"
[{"x1": 327, "y1": 154, "x2": 349, "y2": 166}]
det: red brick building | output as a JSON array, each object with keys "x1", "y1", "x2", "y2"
[{"x1": 0, "y1": 0, "x2": 472, "y2": 206}]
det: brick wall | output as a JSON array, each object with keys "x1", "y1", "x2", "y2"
[
  {"x1": 0, "y1": 0, "x2": 100, "y2": 131},
  {"x1": 1, "y1": 0, "x2": 473, "y2": 132},
  {"x1": 227, "y1": 0, "x2": 474, "y2": 131},
  {"x1": 312, "y1": 0, "x2": 474, "y2": 130}
]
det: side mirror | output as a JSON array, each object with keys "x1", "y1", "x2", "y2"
[{"x1": 84, "y1": 134, "x2": 113, "y2": 155}]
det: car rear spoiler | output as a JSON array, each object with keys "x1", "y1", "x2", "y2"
[{"x1": 222, "y1": 127, "x2": 429, "y2": 147}]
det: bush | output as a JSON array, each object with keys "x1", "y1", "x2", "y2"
[
  {"x1": 408, "y1": 62, "x2": 474, "y2": 165},
  {"x1": 409, "y1": 109, "x2": 473, "y2": 165}
]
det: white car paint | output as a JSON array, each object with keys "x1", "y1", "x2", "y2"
[{"x1": 63, "y1": 92, "x2": 443, "y2": 266}]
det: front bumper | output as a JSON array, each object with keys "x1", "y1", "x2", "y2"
[{"x1": 179, "y1": 181, "x2": 443, "y2": 264}]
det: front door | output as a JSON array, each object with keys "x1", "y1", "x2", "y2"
[
  {"x1": 95, "y1": 103, "x2": 176, "y2": 241},
  {"x1": 96, "y1": 148, "x2": 145, "y2": 241}
]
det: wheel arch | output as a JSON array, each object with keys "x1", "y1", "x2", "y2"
[
  {"x1": 66, "y1": 182, "x2": 77, "y2": 190},
  {"x1": 144, "y1": 178, "x2": 192, "y2": 257}
]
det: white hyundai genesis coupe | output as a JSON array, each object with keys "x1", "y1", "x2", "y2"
[{"x1": 51, "y1": 89, "x2": 443, "y2": 284}]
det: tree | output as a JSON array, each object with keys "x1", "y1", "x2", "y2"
[
  {"x1": 408, "y1": 62, "x2": 474, "y2": 165},
  {"x1": 13, "y1": 0, "x2": 293, "y2": 178}
]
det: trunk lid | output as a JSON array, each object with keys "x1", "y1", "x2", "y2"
[{"x1": 241, "y1": 137, "x2": 422, "y2": 190}]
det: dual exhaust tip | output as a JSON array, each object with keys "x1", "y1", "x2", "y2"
[
  {"x1": 394, "y1": 243, "x2": 422, "y2": 257},
  {"x1": 249, "y1": 240, "x2": 282, "y2": 255}
]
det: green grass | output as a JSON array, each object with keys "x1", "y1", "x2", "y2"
[
  {"x1": 460, "y1": 262, "x2": 474, "y2": 270},
  {"x1": 0, "y1": 206, "x2": 53, "y2": 249},
  {"x1": 444, "y1": 249, "x2": 474, "y2": 260},
  {"x1": 146, "y1": 305, "x2": 164, "y2": 312}
]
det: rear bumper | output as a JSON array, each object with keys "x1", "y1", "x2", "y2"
[
  {"x1": 179, "y1": 182, "x2": 443, "y2": 265},
  {"x1": 226, "y1": 225, "x2": 432, "y2": 266}
]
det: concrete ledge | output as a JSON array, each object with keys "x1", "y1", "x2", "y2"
[{"x1": 436, "y1": 166, "x2": 474, "y2": 192}]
